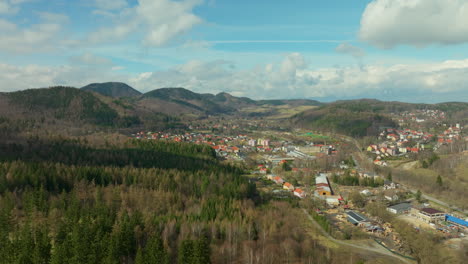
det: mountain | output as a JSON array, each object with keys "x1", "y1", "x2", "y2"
[
  {"x1": 258, "y1": 99, "x2": 323, "y2": 107},
  {"x1": 140, "y1": 87, "x2": 238, "y2": 115},
  {"x1": 81, "y1": 82, "x2": 141, "y2": 98},
  {"x1": 140, "y1": 87, "x2": 324, "y2": 116},
  {"x1": 5, "y1": 86, "x2": 120, "y2": 126},
  {"x1": 292, "y1": 99, "x2": 468, "y2": 137},
  {"x1": 291, "y1": 99, "x2": 399, "y2": 137}
]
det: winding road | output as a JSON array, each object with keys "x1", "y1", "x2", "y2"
[{"x1": 302, "y1": 209, "x2": 414, "y2": 264}]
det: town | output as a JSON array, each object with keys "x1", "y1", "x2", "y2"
[{"x1": 132, "y1": 120, "x2": 468, "y2": 258}]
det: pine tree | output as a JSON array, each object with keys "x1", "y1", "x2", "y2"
[
  {"x1": 415, "y1": 190, "x2": 422, "y2": 202},
  {"x1": 145, "y1": 236, "x2": 168, "y2": 264},
  {"x1": 193, "y1": 237, "x2": 211, "y2": 264},
  {"x1": 32, "y1": 228, "x2": 51, "y2": 264},
  {"x1": 436, "y1": 175, "x2": 443, "y2": 187},
  {"x1": 178, "y1": 239, "x2": 194, "y2": 264},
  {"x1": 134, "y1": 247, "x2": 145, "y2": 264}
]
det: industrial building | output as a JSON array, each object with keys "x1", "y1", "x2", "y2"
[
  {"x1": 445, "y1": 215, "x2": 468, "y2": 229},
  {"x1": 346, "y1": 211, "x2": 368, "y2": 225},
  {"x1": 411, "y1": 207, "x2": 445, "y2": 223},
  {"x1": 387, "y1": 203, "x2": 412, "y2": 214}
]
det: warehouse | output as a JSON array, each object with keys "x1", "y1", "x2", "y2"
[
  {"x1": 346, "y1": 211, "x2": 368, "y2": 225},
  {"x1": 387, "y1": 203, "x2": 412, "y2": 214}
]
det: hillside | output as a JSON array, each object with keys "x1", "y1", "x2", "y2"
[
  {"x1": 5, "y1": 86, "x2": 120, "y2": 126},
  {"x1": 0, "y1": 135, "x2": 376, "y2": 264},
  {"x1": 81, "y1": 82, "x2": 142, "y2": 98},
  {"x1": 141, "y1": 87, "x2": 235, "y2": 115},
  {"x1": 292, "y1": 100, "x2": 398, "y2": 137},
  {"x1": 259, "y1": 99, "x2": 323, "y2": 107},
  {"x1": 140, "y1": 87, "x2": 323, "y2": 117}
]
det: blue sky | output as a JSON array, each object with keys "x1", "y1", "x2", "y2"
[{"x1": 1, "y1": 0, "x2": 468, "y2": 102}]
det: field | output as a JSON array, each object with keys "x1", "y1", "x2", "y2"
[{"x1": 240, "y1": 105, "x2": 317, "y2": 119}]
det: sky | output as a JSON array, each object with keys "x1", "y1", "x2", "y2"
[{"x1": 1, "y1": 0, "x2": 468, "y2": 103}]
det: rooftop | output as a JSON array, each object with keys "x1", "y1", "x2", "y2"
[
  {"x1": 388, "y1": 203, "x2": 412, "y2": 211},
  {"x1": 420, "y1": 208, "x2": 444, "y2": 215}
]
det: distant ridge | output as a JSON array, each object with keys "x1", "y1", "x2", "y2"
[{"x1": 81, "y1": 82, "x2": 141, "y2": 98}]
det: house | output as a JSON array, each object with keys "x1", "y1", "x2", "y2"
[
  {"x1": 360, "y1": 189, "x2": 372, "y2": 196},
  {"x1": 283, "y1": 182, "x2": 294, "y2": 191},
  {"x1": 346, "y1": 211, "x2": 368, "y2": 225},
  {"x1": 383, "y1": 180, "x2": 397, "y2": 190},
  {"x1": 387, "y1": 203, "x2": 412, "y2": 214},
  {"x1": 383, "y1": 190, "x2": 399, "y2": 202},
  {"x1": 259, "y1": 168, "x2": 268, "y2": 174},
  {"x1": 293, "y1": 188, "x2": 306, "y2": 198},
  {"x1": 410, "y1": 207, "x2": 445, "y2": 223},
  {"x1": 326, "y1": 195, "x2": 342, "y2": 206},
  {"x1": 316, "y1": 186, "x2": 332, "y2": 196},
  {"x1": 273, "y1": 176, "x2": 284, "y2": 185}
]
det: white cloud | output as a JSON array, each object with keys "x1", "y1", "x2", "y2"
[
  {"x1": 360, "y1": 0, "x2": 468, "y2": 48},
  {"x1": 0, "y1": 18, "x2": 64, "y2": 53},
  {"x1": 69, "y1": 53, "x2": 113, "y2": 66},
  {"x1": 2, "y1": 55, "x2": 468, "y2": 103},
  {"x1": 128, "y1": 54, "x2": 468, "y2": 102},
  {"x1": 0, "y1": 9, "x2": 74, "y2": 54},
  {"x1": 89, "y1": 0, "x2": 203, "y2": 47},
  {"x1": 95, "y1": 0, "x2": 127, "y2": 10},
  {"x1": 335, "y1": 43, "x2": 365, "y2": 58},
  {"x1": 0, "y1": 0, "x2": 18, "y2": 14},
  {"x1": 0, "y1": 63, "x2": 126, "y2": 92},
  {"x1": 37, "y1": 12, "x2": 70, "y2": 24}
]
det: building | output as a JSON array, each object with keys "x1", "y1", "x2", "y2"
[
  {"x1": 273, "y1": 176, "x2": 284, "y2": 185},
  {"x1": 445, "y1": 215, "x2": 468, "y2": 229},
  {"x1": 411, "y1": 207, "x2": 445, "y2": 223},
  {"x1": 387, "y1": 203, "x2": 412, "y2": 214},
  {"x1": 316, "y1": 184, "x2": 332, "y2": 196},
  {"x1": 326, "y1": 195, "x2": 342, "y2": 206},
  {"x1": 383, "y1": 190, "x2": 399, "y2": 202},
  {"x1": 293, "y1": 188, "x2": 306, "y2": 198},
  {"x1": 360, "y1": 189, "x2": 372, "y2": 196},
  {"x1": 283, "y1": 182, "x2": 294, "y2": 191},
  {"x1": 347, "y1": 211, "x2": 368, "y2": 225},
  {"x1": 383, "y1": 180, "x2": 397, "y2": 190}
]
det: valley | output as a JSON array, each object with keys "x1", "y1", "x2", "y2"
[{"x1": 0, "y1": 84, "x2": 467, "y2": 264}]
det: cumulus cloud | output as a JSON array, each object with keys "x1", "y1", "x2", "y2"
[
  {"x1": 0, "y1": 63, "x2": 126, "y2": 92},
  {"x1": 0, "y1": 0, "x2": 18, "y2": 14},
  {"x1": 89, "y1": 0, "x2": 203, "y2": 47},
  {"x1": 37, "y1": 12, "x2": 70, "y2": 24},
  {"x1": 0, "y1": 8, "x2": 72, "y2": 54},
  {"x1": 335, "y1": 43, "x2": 365, "y2": 58},
  {"x1": 359, "y1": 0, "x2": 468, "y2": 48},
  {"x1": 0, "y1": 18, "x2": 64, "y2": 53},
  {"x1": 2, "y1": 54, "x2": 468, "y2": 103},
  {"x1": 69, "y1": 53, "x2": 113, "y2": 66},
  {"x1": 128, "y1": 54, "x2": 468, "y2": 102},
  {"x1": 95, "y1": 0, "x2": 127, "y2": 10}
]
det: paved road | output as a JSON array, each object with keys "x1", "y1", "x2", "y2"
[
  {"x1": 406, "y1": 188, "x2": 468, "y2": 214},
  {"x1": 302, "y1": 209, "x2": 414, "y2": 264}
]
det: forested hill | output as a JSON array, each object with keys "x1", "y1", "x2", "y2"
[
  {"x1": 291, "y1": 100, "x2": 399, "y2": 137},
  {"x1": 0, "y1": 138, "x2": 262, "y2": 263},
  {"x1": 6, "y1": 86, "x2": 120, "y2": 126},
  {"x1": 291, "y1": 99, "x2": 468, "y2": 137},
  {"x1": 81, "y1": 82, "x2": 142, "y2": 98}
]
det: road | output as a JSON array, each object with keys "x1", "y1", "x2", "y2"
[
  {"x1": 337, "y1": 133, "x2": 468, "y2": 215},
  {"x1": 302, "y1": 209, "x2": 414, "y2": 264},
  {"x1": 405, "y1": 188, "x2": 468, "y2": 214}
]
